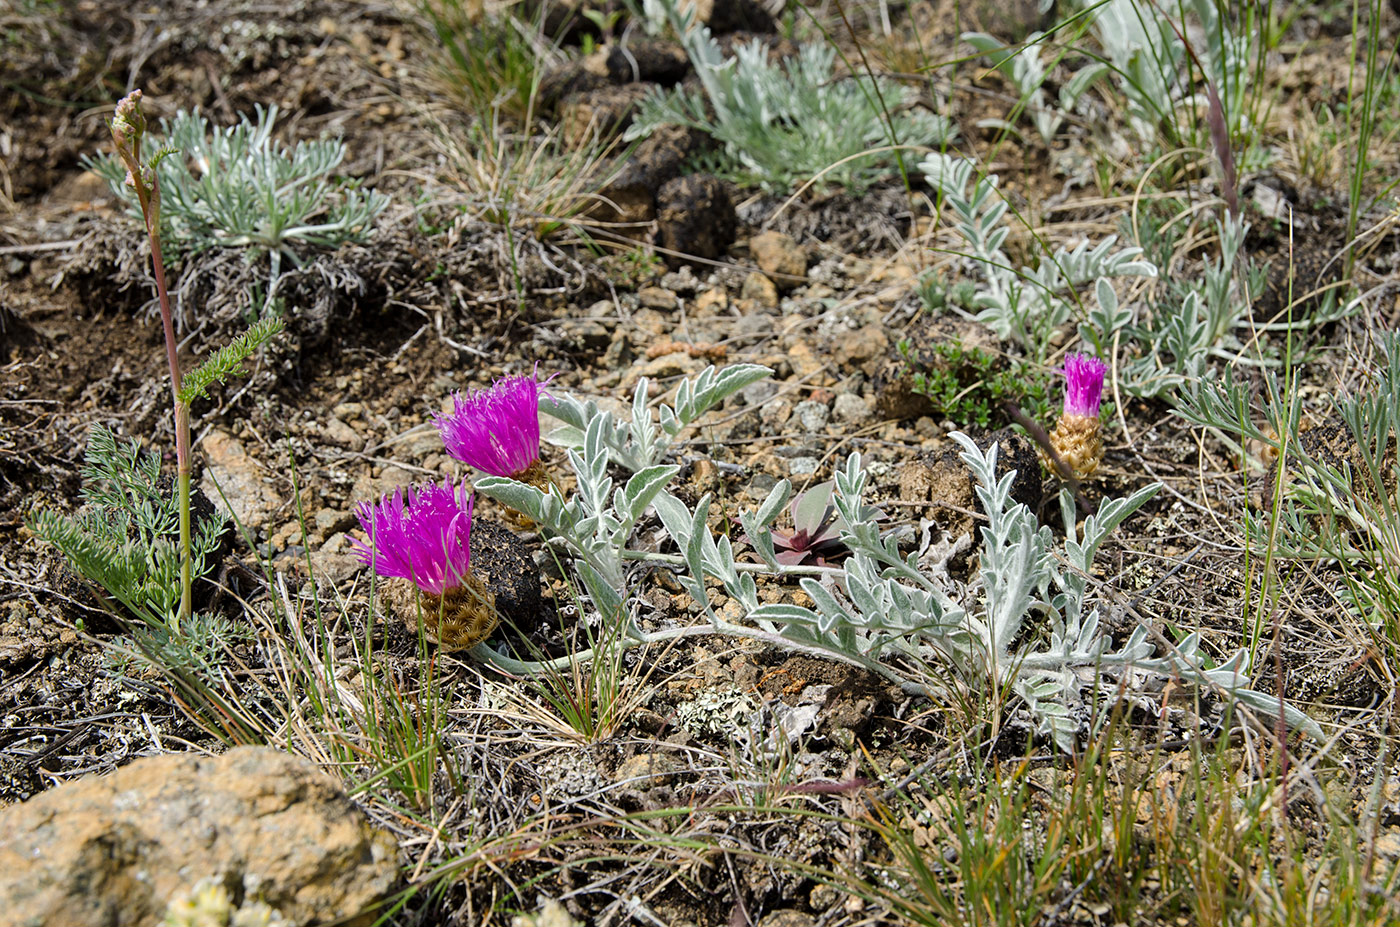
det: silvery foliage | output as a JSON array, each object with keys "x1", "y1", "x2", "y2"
[
  {"x1": 963, "y1": 31, "x2": 1108, "y2": 144},
  {"x1": 1177, "y1": 333, "x2": 1400, "y2": 626},
  {"x1": 1084, "y1": 214, "x2": 1246, "y2": 396},
  {"x1": 1078, "y1": 212, "x2": 1307, "y2": 399},
  {"x1": 88, "y1": 105, "x2": 388, "y2": 265},
  {"x1": 474, "y1": 364, "x2": 770, "y2": 628},
  {"x1": 487, "y1": 365, "x2": 1321, "y2": 749},
  {"x1": 1088, "y1": 0, "x2": 1253, "y2": 145},
  {"x1": 742, "y1": 437, "x2": 1320, "y2": 749},
  {"x1": 920, "y1": 154, "x2": 1157, "y2": 359},
  {"x1": 540, "y1": 364, "x2": 773, "y2": 472},
  {"x1": 922, "y1": 155, "x2": 1288, "y2": 400},
  {"x1": 628, "y1": 0, "x2": 957, "y2": 193}
]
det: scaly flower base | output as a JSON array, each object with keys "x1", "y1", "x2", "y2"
[
  {"x1": 384, "y1": 575, "x2": 498, "y2": 651},
  {"x1": 1044, "y1": 413, "x2": 1103, "y2": 480}
]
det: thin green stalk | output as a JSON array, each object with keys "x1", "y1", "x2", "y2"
[
  {"x1": 1344, "y1": 0, "x2": 1398, "y2": 271},
  {"x1": 112, "y1": 90, "x2": 192, "y2": 631}
]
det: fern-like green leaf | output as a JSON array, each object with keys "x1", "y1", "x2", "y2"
[{"x1": 177, "y1": 316, "x2": 284, "y2": 405}]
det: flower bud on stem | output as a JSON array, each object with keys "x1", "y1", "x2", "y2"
[
  {"x1": 1044, "y1": 353, "x2": 1107, "y2": 481},
  {"x1": 112, "y1": 90, "x2": 193, "y2": 631}
]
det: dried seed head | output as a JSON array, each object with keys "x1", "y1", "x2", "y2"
[{"x1": 384, "y1": 574, "x2": 498, "y2": 652}]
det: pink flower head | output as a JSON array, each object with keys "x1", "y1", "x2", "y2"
[
  {"x1": 1062, "y1": 353, "x2": 1107, "y2": 420},
  {"x1": 112, "y1": 90, "x2": 145, "y2": 145},
  {"x1": 435, "y1": 372, "x2": 548, "y2": 478},
  {"x1": 350, "y1": 478, "x2": 475, "y2": 595}
]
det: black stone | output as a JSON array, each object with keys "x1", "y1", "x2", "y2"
[
  {"x1": 470, "y1": 519, "x2": 543, "y2": 629},
  {"x1": 606, "y1": 39, "x2": 690, "y2": 85},
  {"x1": 656, "y1": 174, "x2": 736, "y2": 269}
]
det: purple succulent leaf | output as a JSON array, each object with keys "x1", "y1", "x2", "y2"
[
  {"x1": 809, "y1": 531, "x2": 849, "y2": 552},
  {"x1": 790, "y1": 481, "x2": 837, "y2": 533},
  {"x1": 770, "y1": 528, "x2": 799, "y2": 548}
]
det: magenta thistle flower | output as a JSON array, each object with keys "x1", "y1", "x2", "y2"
[
  {"x1": 1062, "y1": 353, "x2": 1107, "y2": 420},
  {"x1": 436, "y1": 373, "x2": 547, "y2": 479},
  {"x1": 1045, "y1": 353, "x2": 1108, "y2": 480},
  {"x1": 350, "y1": 478, "x2": 475, "y2": 596}
]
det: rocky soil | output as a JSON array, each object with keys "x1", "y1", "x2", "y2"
[{"x1": 3, "y1": 1, "x2": 1400, "y2": 925}]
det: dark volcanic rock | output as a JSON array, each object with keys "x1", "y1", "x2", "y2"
[
  {"x1": 560, "y1": 83, "x2": 655, "y2": 146},
  {"x1": 538, "y1": 60, "x2": 611, "y2": 112},
  {"x1": 656, "y1": 174, "x2": 737, "y2": 268},
  {"x1": 591, "y1": 124, "x2": 709, "y2": 229},
  {"x1": 897, "y1": 428, "x2": 1043, "y2": 540},
  {"x1": 606, "y1": 39, "x2": 690, "y2": 84},
  {"x1": 472, "y1": 519, "x2": 543, "y2": 629}
]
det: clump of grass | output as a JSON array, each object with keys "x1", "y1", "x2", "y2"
[
  {"x1": 1180, "y1": 331, "x2": 1400, "y2": 686},
  {"x1": 421, "y1": 0, "x2": 554, "y2": 126},
  {"x1": 433, "y1": 112, "x2": 618, "y2": 240},
  {"x1": 853, "y1": 715, "x2": 1400, "y2": 927}
]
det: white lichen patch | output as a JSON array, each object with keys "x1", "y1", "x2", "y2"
[{"x1": 676, "y1": 686, "x2": 758, "y2": 737}]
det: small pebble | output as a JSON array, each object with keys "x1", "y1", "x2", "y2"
[
  {"x1": 638, "y1": 285, "x2": 677, "y2": 310},
  {"x1": 832, "y1": 392, "x2": 871, "y2": 424},
  {"x1": 741, "y1": 381, "x2": 778, "y2": 407},
  {"x1": 792, "y1": 400, "x2": 830, "y2": 433},
  {"x1": 740, "y1": 272, "x2": 779, "y2": 309},
  {"x1": 760, "y1": 399, "x2": 793, "y2": 428}
]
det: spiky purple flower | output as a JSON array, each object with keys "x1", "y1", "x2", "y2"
[
  {"x1": 1046, "y1": 353, "x2": 1108, "y2": 480},
  {"x1": 350, "y1": 478, "x2": 475, "y2": 596},
  {"x1": 1062, "y1": 353, "x2": 1107, "y2": 420},
  {"x1": 435, "y1": 373, "x2": 547, "y2": 479}
]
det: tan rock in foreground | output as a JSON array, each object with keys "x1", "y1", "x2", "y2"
[{"x1": 0, "y1": 746, "x2": 398, "y2": 927}]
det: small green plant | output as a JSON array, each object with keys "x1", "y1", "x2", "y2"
[
  {"x1": 628, "y1": 0, "x2": 957, "y2": 193},
  {"x1": 86, "y1": 102, "x2": 386, "y2": 305},
  {"x1": 422, "y1": 0, "x2": 552, "y2": 125},
  {"x1": 920, "y1": 153, "x2": 1158, "y2": 364},
  {"x1": 915, "y1": 272, "x2": 977, "y2": 315},
  {"x1": 899, "y1": 340, "x2": 1051, "y2": 428},
  {"x1": 29, "y1": 424, "x2": 227, "y2": 623},
  {"x1": 1177, "y1": 332, "x2": 1400, "y2": 673},
  {"x1": 34, "y1": 91, "x2": 282, "y2": 633},
  {"x1": 963, "y1": 29, "x2": 1108, "y2": 145}
]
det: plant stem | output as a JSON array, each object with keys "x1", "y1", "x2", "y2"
[
  {"x1": 115, "y1": 90, "x2": 193, "y2": 632},
  {"x1": 618, "y1": 548, "x2": 845, "y2": 576},
  {"x1": 469, "y1": 620, "x2": 925, "y2": 694},
  {"x1": 148, "y1": 190, "x2": 193, "y2": 631},
  {"x1": 146, "y1": 183, "x2": 193, "y2": 632}
]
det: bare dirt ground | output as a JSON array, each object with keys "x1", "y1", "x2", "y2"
[{"x1": 3, "y1": 1, "x2": 1399, "y2": 924}]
